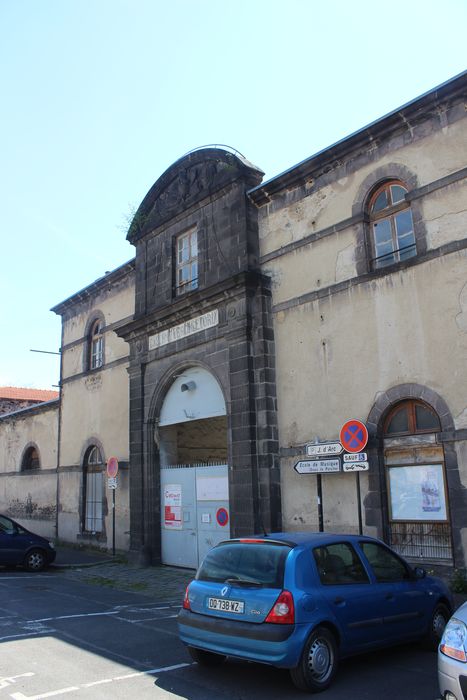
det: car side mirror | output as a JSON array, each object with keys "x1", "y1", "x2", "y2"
[{"x1": 413, "y1": 566, "x2": 426, "y2": 579}]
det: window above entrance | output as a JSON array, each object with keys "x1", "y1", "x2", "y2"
[
  {"x1": 384, "y1": 400, "x2": 440, "y2": 436},
  {"x1": 175, "y1": 229, "x2": 198, "y2": 296}
]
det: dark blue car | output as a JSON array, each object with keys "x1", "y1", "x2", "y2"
[
  {"x1": 0, "y1": 514, "x2": 56, "y2": 571},
  {"x1": 178, "y1": 532, "x2": 453, "y2": 692}
]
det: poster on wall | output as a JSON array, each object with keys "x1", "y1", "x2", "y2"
[
  {"x1": 164, "y1": 484, "x2": 182, "y2": 529},
  {"x1": 196, "y1": 475, "x2": 229, "y2": 501},
  {"x1": 388, "y1": 464, "x2": 447, "y2": 521}
]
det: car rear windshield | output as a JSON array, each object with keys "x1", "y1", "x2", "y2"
[{"x1": 196, "y1": 541, "x2": 291, "y2": 589}]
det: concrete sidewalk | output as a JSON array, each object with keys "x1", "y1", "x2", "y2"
[
  {"x1": 51, "y1": 544, "x2": 196, "y2": 602},
  {"x1": 52, "y1": 544, "x2": 115, "y2": 568}
]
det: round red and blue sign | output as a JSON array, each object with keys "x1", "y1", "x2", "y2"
[
  {"x1": 106, "y1": 456, "x2": 119, "y2": 478},
  {"x1": 340, "y1": 420, "x2": 368, "y2": 453},
  {"x1": 216, "y1": 507, "x2": 229, "y2": 527}
]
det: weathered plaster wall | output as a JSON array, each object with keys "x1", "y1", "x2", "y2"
[
  {"x1": 0, "y1": 405, "x2": 59, "y2": 538},
  {"x1": 256, "y1": 95, "x2": 467, "y2": 537},
  {"x1": 56, "y1": 274, "x2": 133, "y2": 551}
]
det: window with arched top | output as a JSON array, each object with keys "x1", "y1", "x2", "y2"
[
  {"x1": 368, "y1": 181, "x2": 416, "y2": 269},
  {"x1": 82, "y1": 445, "x2": 104, "y2": 533},
  {"x1": 21, "y1": 446, "x2": 40, "y2": 470},
  {"x1": 383, "y1": 399, "x2": 451, "y2": 562},
  {"x1": 384, "y1": 400, "x2": 441, "y2": 436},
  {"x1": 89, "y1": 319, "x2": 104, "y2": 370}
]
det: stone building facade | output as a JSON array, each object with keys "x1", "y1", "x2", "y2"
[{"x1": 0, "y1": 70, "x2": 466, "y2": 569}]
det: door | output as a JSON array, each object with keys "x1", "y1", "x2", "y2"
[{"x1": 160, "y1": 464, "x2": 229, "y2": 569}]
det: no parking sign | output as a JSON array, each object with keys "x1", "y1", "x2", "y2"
[
  {"x1": 216, "y1": 507, "x2": 229, "y2": 527},
  {"x1": 340, "y1": 419, "x2": 368, "y2": 453}
]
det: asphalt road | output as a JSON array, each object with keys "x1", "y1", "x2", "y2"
[{"x1": 0, "y1": 568, "x2": 442, "y2": 700}]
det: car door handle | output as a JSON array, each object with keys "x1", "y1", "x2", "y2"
[
  {"x1": 333, "y1": 597, "x2": 345, "y2": 605},
  {"x1": 385, "y1": 593, "x2": 395, "y2": 600}
]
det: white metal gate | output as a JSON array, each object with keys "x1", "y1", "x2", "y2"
[{"x1": 160, "y1": 463, "x2": 229, "y2": 568}]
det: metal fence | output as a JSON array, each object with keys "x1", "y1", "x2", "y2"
[{"x1": 389, "y1": 521, "x2": 452, "y2": 562}]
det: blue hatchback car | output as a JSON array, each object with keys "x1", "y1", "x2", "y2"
[
  {"x1": 178, "y1": 532, "x2": 453, "y2": 692},
  {"x1": 0, "y1": 514, "x2": 56, "y2": 571}
]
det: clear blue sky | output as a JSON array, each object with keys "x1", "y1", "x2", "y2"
[{"x1": 1, "y1": 0, "x2": 466, "y2": 389}]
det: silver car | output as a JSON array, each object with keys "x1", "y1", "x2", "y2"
[{"x1": 438, "y1": 601, "x2": 467, "y2": 700}]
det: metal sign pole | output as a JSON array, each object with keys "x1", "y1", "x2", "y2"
[
  {"x1": 317, "y1": 474, "x2": 323, "y2": 532},
  {"x1": 356, "y1": 472, "x2": 363, "y2": 535},
  {"x1": 112, "y1": 489, "x2": 116, "y2": 556}
]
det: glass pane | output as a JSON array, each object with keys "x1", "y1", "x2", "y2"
[
  {"x1": 372, "y1": 189, "x2": 388, "y2": 212},
  {"x1": 386, "y1": 407, "x2": 409, "y2": 434},
  {"x1": 177, "y1": 235, "x2": 189, "y2": 262},
  {"x1": 314, "y1": 543, "x2": 369, "y2": 585},
  {"x1": 190, "y1": 231, "x2": 198, "y2": 258},
  {"x1": 87, "y1": 446, "x2": 102, "y2": 465},
  {"x1": 415, "y1": 404, "x2": 440, "y2": 431},
  {"x1": 395, "y1": 209, "x2": 414, "y2": 238},
  {"x1": 196, "y1": 542, "x2": 290, "y2": 588},
  {"x1": 373, "y1": 219, "x2": 394, "y2": 266},
  {"x1": 390, "y1": 184, "x2": 407, "y2": 204},
  {"x1": 85, "y1": 472, "x2": 103, "y2": 532},
  {"x1": 373, "y1": 218, "x2": 392, "y2": 246},
  {"x1": 361, "y1": 542, "x2": 409, "y2": 581}
]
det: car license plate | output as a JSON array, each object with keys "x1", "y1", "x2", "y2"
[{"x1": 208, "y1": 597, "x2": 244, "y2": 614}]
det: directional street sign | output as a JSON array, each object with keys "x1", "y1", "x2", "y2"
[
  {"x1": 306, "y1": 442, "x2": 343, "y2": 457},
  {"x1": 343, "y1": 462, "x2": 369, "y2": 472},
  {"x1": 107, "y1": 476, "x2": 118, "y2": 489},
  {"x1": 343, "y1": 452, "x2": 368, "y2": 463},
  {"x1": 294, "y1": 459, "x2": 341, "y2": 474},
  {"x1": 340, "y1": 420, "x2": 368, "y2": 453}
]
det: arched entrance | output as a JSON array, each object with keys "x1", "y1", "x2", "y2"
[
  {"x1": 382, "y1": 399, "x2": 452, "y2": 562},
  {"x1": 157, "y1": 366, "x2": 229, "y2": 568},
  {"x1": 367, "y1": 385, "x2": 457, "y2": 565}
]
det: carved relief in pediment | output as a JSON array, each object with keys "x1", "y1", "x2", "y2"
[{"x1": 148, "y1": 158, "x2": 238, "y2": 226}]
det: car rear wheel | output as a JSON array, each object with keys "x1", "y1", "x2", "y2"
[
  {"x1": 424, "y1": 602, "x2": 450, "y2": 650},
  {"x1": 290, "y1": 626, "x2": 338, "y2": 693},
  {"x1": 187, "y1": 646, "x2": 226, "y2": 666},
  {"x1": 24, "y1": 549, "x2": 47, "y2": 572}
]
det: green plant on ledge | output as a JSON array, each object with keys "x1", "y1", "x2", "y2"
[{"x1": 450, "y1": 568, "x2": 467, "y2": 593}]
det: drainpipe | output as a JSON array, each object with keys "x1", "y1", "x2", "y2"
[{"x1": 55, "y1": 319, "x2": 65, "y2": 541}]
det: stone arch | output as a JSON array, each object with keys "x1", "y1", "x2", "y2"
[
  {"x1": 20, "y1": 442, "x2": 41, "y2": 471},
  {"x1": 367, "y1": 383, "x2": 454, "y2": 437},
  {"x1": 127, "y1": 147, "x2": 264, "y2": 243},
  {"x1": 365, "y1": 383, "x2": 466, "y2": 567},
  {"x1": 82, "y1": 310, "x2": 106, "y2": 373},
  {"x1": 352, "y1": 164, "x2": 427, "y2": 275}
]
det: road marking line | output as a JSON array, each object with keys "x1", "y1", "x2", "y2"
[
  {"x1": 81, "y1": 679, "x2": 113, "y2": 687},
  {"x1": 113, "y1": 662, "x2": 191, "y2": 680},
  {"x1": 0, "y1": 674, "x2": 34, "y2": 690},
  {"x1": 125, "y1": 614, "x2": 178, "y2": 622},
  {"x1": 9, "y1": 664, "x2": 192, "y2": 699},
  {"x1": 27, "y1": 611, "x2": 120, "y2": 622},
  {"x1": 10, "y1": 687, "x2": 79, "y2": 700}
]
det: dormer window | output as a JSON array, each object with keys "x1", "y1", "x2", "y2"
[
  {"x1": 369, "y1": 181, "x2": 416, "y2": 269},
  {"x1": 176, "y1": 229, "x2": 198, "y2": 295}
]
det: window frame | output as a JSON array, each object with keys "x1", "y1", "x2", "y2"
[
  {"x1": 21, "y1": 445, "x2": 40, "y2": 470},
  {"x1": 175, "y1": 228, "x2": 198, "y2": 296},
  {"x1": 89, "y1": 319, "x2": 104, "y2": 370},
  {"x1": 368, "y1": 180, "x2": 416, "y2": 269},
  {"x1": 313, "y1": 542, "x2": 370, "y2": 586},
  {"x1": 383, "y1": 399, "x2": 441, "y2": 437},
  {"x1": 359, "y1": 541, "x2": 412, "y2": 582},
  {"x1": 82, "y1": 445, "x2": 104, "y2": 534}
]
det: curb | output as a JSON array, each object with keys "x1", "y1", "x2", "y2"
[{"x1": 52, "y1": 559, "x2": 116, "y2": 569}]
